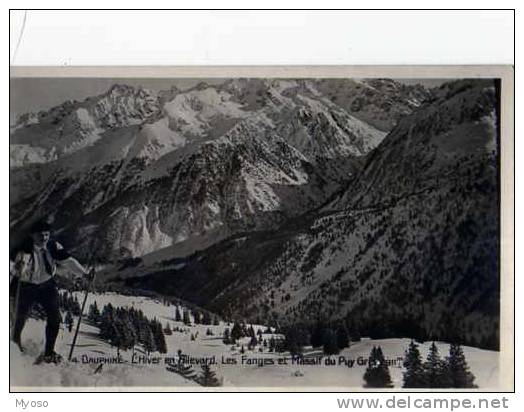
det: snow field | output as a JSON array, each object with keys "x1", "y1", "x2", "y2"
[{"x1": 11, "y1": 292, "x2": 499, "y2": 390}]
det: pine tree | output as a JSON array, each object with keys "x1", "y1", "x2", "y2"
[
  {"x1": 202, "y1": 312, "x2": 212, "y2": 325},
  {"x1": 164, "y1": 323, "x2": 173, "y2": 335},
  {"x1": 446, "y1": 344, "x2": 477, "y2": 388},
  {"x1": 347, "y1": 319, "x2": 362, "y2": 342},
  {"x1": 336, "y1": 324, "x2": 350, "y2": 350},
  {"x1": 223, "y1": 328, "x2": 231, "y2": 344},
  {"x1": 99, "y1": 303, "x2": 115, "y2": 341},
  {"x1": 182, "y1": 310, "x2": 191, "y2": 326},
  {"x1": 88, "y1": 301, "x2": 101, "y2": 324},
  {"x1": 193, "y1": 311, "x2": 201, "y2": 324},
  {"x1": 268, "y1": 336, "x2": 275, "y2": 352},
  {"x1": 72, "y1": 296, "x2": 81, "y2": 316},
  {"x1": 134, "y1": 315, "x2": 144, "y2": 348},
  {"x1": 113, "y1": 316, "x2": 135, "y2": 354},
  {"x1": 363, "y1": 346, "x2": 377, "y2": 387},
  {"x1": 151, "y1": 320, "x2": 168, "y2": 353},
  {"x1": 98, "y1": 317, "x2": 110, "y2": 340},
  {"x1": 65, "y1": 310, "x2": 74, "y2": 333},
  {"x1": 175, "y1": 307, "x2": 182, "y2": 322},
  {"x1": 284, "y1": 325, "x2": 307, "y2": 356},
  {"x1": 197, "y1": 364, "x2": 222, "y2": 386},
  {"x1": 322, "y1": 328, "x2": 339, "y2": 355},
  {"x1": 402, "y1": 340, "x2": 426, "y2": 388},
  {"x1": 250, "y1": 336, "x2": 258, "y2": 348},
  {"x1": 310, "y1": 322, "x2": 324, "y2": 348},
  {"x1": 363, "y1": 346, "x2": 393, "y2": 388},
  {"x1": 109, "y1": 321, "x2": 124, "y2": 355},
  {"x1": 123, "y1": 316, "x2": 137, "y2": 352},
  {"x1": 274, "y1": 338, "x2": 285, "y2": 353},
  {"x1": 143, "y1": 324, "x2": 157, "y2": 354},
  {"x1": 423, "y1": 342, "x2": 450, "y2": 388},
  {"x1": 231, "y1": 322, "x2": 243, "y2": 341},
  {"x1": 101, "y1": 303, "x2": 114, "y2": 322},
  {"x1": 376, "y1": 346, "x2": 394, "y2": 387}
]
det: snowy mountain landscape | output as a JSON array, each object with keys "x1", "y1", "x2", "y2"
[
  {"x1": 10, "y1": 77, "x2": 501, "y2": 389},
  {"x1": 10, "y1": 78, "x2": 418, "y2": 260},
  {"x1": 10, "y1": 291, "x2": 499, "y2": 389}
]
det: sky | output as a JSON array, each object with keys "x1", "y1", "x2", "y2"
[{"x1": 10, "y1": 77, "x2": 449, "y2": 123}]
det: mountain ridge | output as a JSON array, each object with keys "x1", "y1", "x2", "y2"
[
  {"x1": 10, "y1": 78, "x2": 427, "y2": 260},
  {"x1": 116, "y1": 79, "x2": 500, "y2": 350}
]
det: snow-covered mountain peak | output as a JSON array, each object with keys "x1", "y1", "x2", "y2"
[
  {"x1": 10, "y1": 84, "x2": 161, "y2": 167},
  {"x1": 93, "y1": 84, "x2": 159, "y2": 129},
  {"x1": 11, "y1": 112, "x2": 40, "y2": 130},
  {"x1": 11, "y1": 78, "x2": 427, "y2": 261},
  {"x1": 162, "y1": 87, "x2": 248, "y2": 138}
]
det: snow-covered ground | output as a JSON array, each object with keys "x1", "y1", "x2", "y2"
[{"x1": 10, "y1": 292, "x2": 500, "y2": 391}]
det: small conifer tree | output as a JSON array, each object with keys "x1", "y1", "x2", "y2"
[
  {"x1": 423, "y1": 342, "x2": 450, "y2": 388},
  {"x1": 322, "y1": 328, "x2": 339, "y2": 355},
  {"x1": 64, "y1": 310, "x2": 74, "y2": 333},
  {"x1": 363, "y1": 346, "x2": 394, "y2": 388},
  {"x1": 446, "y1": 343, "x2": 477, "y2": 388},
  {"x1": 402, "y1": 340, "x2": 426, "y2": 388},
  {"x1": 336, "y1": 324, "x2": 350, "y2": 350},
  {"x1": 197, "y1": 364, "x2": 222, "y2": 387}
]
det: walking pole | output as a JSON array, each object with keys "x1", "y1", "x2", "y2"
[
  {"x1": 68, "y1": 269, "x2": 96, "y2": 362},
  {"x1": 10, "y1": 277, "x2": 22, "y2": 341}
]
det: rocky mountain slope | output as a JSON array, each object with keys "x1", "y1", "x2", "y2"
[
  {"x1": 10, "y1": 78, "x2": 425, "y2": 260},
  {"x1": 313, "y1": 78, "x2": 430, "y2": 131},
  {"x1": 10, "y1": 84, "x2": 160, "y2": 166},
  {"x1": 120, "y1": 79, "x2": 500, "y2": 350}
]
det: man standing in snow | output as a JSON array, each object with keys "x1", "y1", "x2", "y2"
[{"x1": 10, "y1": 221, "x2": 94, "y2": 364}]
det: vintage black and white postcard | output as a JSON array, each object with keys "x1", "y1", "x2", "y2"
[{"x1": 9, "y1": 66, "x2": 514, "y2": 391}]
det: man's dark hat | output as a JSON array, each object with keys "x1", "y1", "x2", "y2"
[{"x1": 29, "y1": 220, "x2": 52, "y2": 233}]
